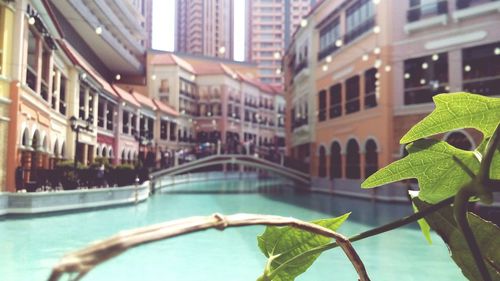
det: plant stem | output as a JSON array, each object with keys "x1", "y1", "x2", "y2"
[
  {"x1": 268, "y1": 196, "x2": 454, "y2": 279},
  {"x1": 453, "y1": 186, "x2": 492, "y2": 281}
]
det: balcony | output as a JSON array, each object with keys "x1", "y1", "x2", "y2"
[
  {"x1": 453, "y1": 0, "x2": 500, "y2": 21},
  {"x1": 317, "y1": 43, "x2": 340, "y2": 61},
  {"x1": 405, "y1": 1, "x2": 448, "y2": 33},
  {"x1": 293, "y1": 60, "x2": 309, "y2": 81},
  {"x1": 407, "y1": 1, "x2": 448, "y2": 22}
]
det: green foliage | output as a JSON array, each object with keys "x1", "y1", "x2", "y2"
[
  {"x1": 413, "y1": 198, "x2": 500, "y2": 281},
  {"x1": 400, "y1": 93, "x2": 500, "y2": 144},
  {"x1": 361, "y1": 139, "x2": 480, "y2": 203},
  {"x1": 256, "y1": 213, "x2": 350, "y2": 281},
  {"x1": 476, "y1": 138, "x2": 500, "y2": 180}
]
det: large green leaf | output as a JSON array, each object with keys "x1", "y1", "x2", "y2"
[
  {"x1": 410, "y1": 192, "x2": 432, "y2": 244},
  {"x1": 400, "y1": 93, "x2": 500, "y2": 144},
  {"x1": 475, "y1": 138, "x2": 500, "y2": 180},
  {"x1": 413, "y1": 198, "x2": 500, "y2": 281},
  {"x1": 361, "y1": 139, "x2": 480, "y2": 203},
  {"x1": 256, "y1": 213, "x2": 350, "y2": 281}
]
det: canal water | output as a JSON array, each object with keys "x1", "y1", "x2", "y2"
[{"x1": 0, "y1": 179, "x2": 465, "y2": 280}]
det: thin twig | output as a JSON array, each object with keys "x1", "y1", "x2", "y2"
[
  {"x1": 47, "y1": 213, "x2": 370, "y2": 281},
  {"x1": 268, "y1": 195, "x2": 455, "y2": 278}
]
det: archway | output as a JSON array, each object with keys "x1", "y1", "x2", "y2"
[
  {"x1": 318, "y1": 146, "x2": 326, "y2": 178},
  {"x1": 365, "y1": 139, "x2": 378, "y2": 178},
  {"x1": 330, "y1": 141, "x2": 342, "y2": 179},
  {"x1": 346, "y1": 139, "x2": 360, "y2": 179}
]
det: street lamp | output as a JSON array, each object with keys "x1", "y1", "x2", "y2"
[{"x1": 69, "y1": 115, "x2": 93, "y2": 174}]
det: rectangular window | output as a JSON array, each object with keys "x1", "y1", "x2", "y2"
[
  {"x1": 170, "y1": 122, "x2": 177, "y2": 141},
  {"x1": 40, "y1": 46, "x2": 51, "y2": 101},
  {"x1": 78, "y1": 86, "x2": 86, "y2": 119},
  {"x1": 329, "y1": 84, "x2": 342, "y2": 118},
  {"x1": 59, "y1": 76, "x2": 67, "y2": 115},
  {"x1": 98, "y1": 100, "x2": 105, "y2": 128},
  {"x1": 318, "y1": 90, "x2": 327, "y2": 122},
  {"x1": 462, "y1": 42, "x2": 500, "y2": 97},
  {"x1": 404, "y1": 52, "x2": 449, "y2": 105},
  {"x1": 318, "y1": 18, "x2": 340, "y2": 60},
  {"x1": 26, "y1": 28, "x2": 38, "y2": 92},
  {"x1": 123, "y1": 111, "x2": 130, "y2": 134},
  {"x1": 131, "y1": 113, "x2": 137, "y2": 135},
  {"x1": 147, "y1": 118, "x2": 154, "y2": 138},
  {"x1": 345, "y1": 76, "x2": 360, "y2": 114},
  {"x1": 345, "y1": 0, "x2": 375, "y2": 44},
  {"x1": 160, "y1": 121, "x2": 168, "y2": 140},
  {"x1": 106, "y1": 103, "x2": 114, "y2": 131},
  {"x1": 364, "y1": 68, "x2": 378, "y2": 109}
]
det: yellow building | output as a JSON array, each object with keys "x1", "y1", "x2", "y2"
[{"x1": 0, "y1": 1, "x2": 15, "y2": 191}]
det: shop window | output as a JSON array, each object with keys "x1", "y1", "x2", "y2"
[
  {"x1": 106, "y1": 104, "x2": 114, "y2": 131},
  {"x1": 462, "y1": 42, "x2": 500, "y2": 97},
  {"x1": 329, "y1": 84, "x2": 342, "y2": 118},
  {"x1": 330, "y1": 141, "x2": 342, "y2": 179},
  {"x1": 346, "y1": 139, "x2": 360, "y2": 179},
  {"x1": 364, "y1": 68, "x2": 377, "y2": 109},
  {"x1": 345, "y1": 75, "x2": 360, "y2": 114},
  {"x1": 97, "y1": 100, "x2": 105, "y2": 128},
  {"x1": 404, "y1": 52, "x2": 448, "y2": 105},
  {"x1": 78, "y1": 86, "x2": 86, "y2": 119},
  {"x1": 160, "y1": 121, "x2": 168, "y2": 140}
]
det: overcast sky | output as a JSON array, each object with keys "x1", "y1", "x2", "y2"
[{"x1": 152, "y1": 0, "x2": 246, "y2": 61}]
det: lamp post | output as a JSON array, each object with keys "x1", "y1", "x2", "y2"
[{"x1": 69, "y1": 116, "x2": 93, "y2": 174}]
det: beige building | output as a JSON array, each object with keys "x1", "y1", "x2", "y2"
[
  {"x1": 175, "y1": 0, "x2": 234, "y2": 59},
  {"x1": 246, "y1": 0, "x2": 314, "y2": 85},
  {"x1": 147, "y1": 51, "x2": 286, "y2": 159},
  {"x1": 285, "y1": 0, "x2": 500, "y2": 201}
]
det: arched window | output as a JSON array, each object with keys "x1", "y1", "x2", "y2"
[
  {"x1": 445, "y1": 131, "x2": 473, "y2": 150},
  {"x1": 365, "y1": 139, "x2": 378, "y2": 178},
  {"x1": 318, "y1": 146, "x2": 326, "y2": 178},
  {"x1": 53, "y1": 140, "x2": 59, "y2": 158},
  {"x1": 121, "y1": 150, "x2": 126, "y2": 164},
  {"x1": 22, "y1": 128, "x2": 30, "y2": 147},
  {"x1": 102, "y1": 147, "x2": 108, "y2": 159},
  {"x1": 330, "y1": 141, "x2": 342, "y2": 179},
  {"x1": 32, "y1": 130, "x2": 40, "y2": 151},
  {"x1": 346, "y1": 139, "x2": 360, "y2": 179},
  {"x1": 61, "y1": 143, "x2": 65, "y2": 158}
]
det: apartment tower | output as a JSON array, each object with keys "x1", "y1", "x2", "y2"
[
  {"x1": 246, "y1": 0, "x2": 314, "y2": 85},
  {"x1": 175, "y1": 0, "x2": 234, "y2": 59}
]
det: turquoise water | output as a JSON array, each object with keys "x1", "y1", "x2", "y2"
[{"x1": 0, "y1": 180, "x2": 465, "y2": 281}]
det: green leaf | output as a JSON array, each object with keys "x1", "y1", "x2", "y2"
[
  {"x1": 400, "y1": 93, "x2": 500, "y2": 144},
  {"x1": 413, "y1": 198, "x2": 500, "y2": 281},
  {"x1": 361, "y1": 139, "x2": 480, "y2": 204},
  {"x1": 257, "y1": 213, "x2": 350, "y2": 281},
  {"x1": 476, "y1": 138, "x2": 500, "y2": 180},
  {"x1": 410, "y1": 193, "x2": 432, "y2": 244}
]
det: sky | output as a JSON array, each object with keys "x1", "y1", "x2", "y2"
[{"x1": 152, "y1": 0, "x2": 246, "y2": 61}]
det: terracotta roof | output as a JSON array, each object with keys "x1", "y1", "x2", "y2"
[
  {"x1": 131, "y1": 91, "x2": 157, "y2": 110},
  {"x1": 153, "y1": 98, "x2": 179, "y2": 117},
  {"x1": 57, "y1": 39, "x2": 117, "y2": 98},
  {"x1": 150, "y1": 53, "x2": 195, "y2": 73},
  {"x1": 112, "y1": 84, "x2": 140, "y2": 108}
]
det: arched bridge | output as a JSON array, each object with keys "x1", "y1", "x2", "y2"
[{"x1": 150, "y1": 154, "x2": 310, "y2": 188}]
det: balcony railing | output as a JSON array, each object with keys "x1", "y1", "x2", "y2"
[
  {"x1": 293, "y1": 60, "x2": 308, "y2": 76},
  {"x1": 318, "y1": 43, "x2": 340, "y2": 61},
  {"x1": 456, "y1": 0, "x2": 499, "y2": 9},
  {"x1": 407, "y1": 0, "x2": 448, "y2": 22}
]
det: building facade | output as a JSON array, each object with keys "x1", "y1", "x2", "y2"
[
  {"x1": 246, "y1": 0, "x2": 314, "y2": 85},
  {"x1": 175, "y1": 0, "x2": 234, "y2": 59},
  {"x1": 147, "y1": 51, "x2": 286, "y2": 160},
  {"x1": 285, "y1": 0, "x2": 500, "y2": 200},
  {"x1": 1, "y1": 0, "x2": 166, "y2": 192}
]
